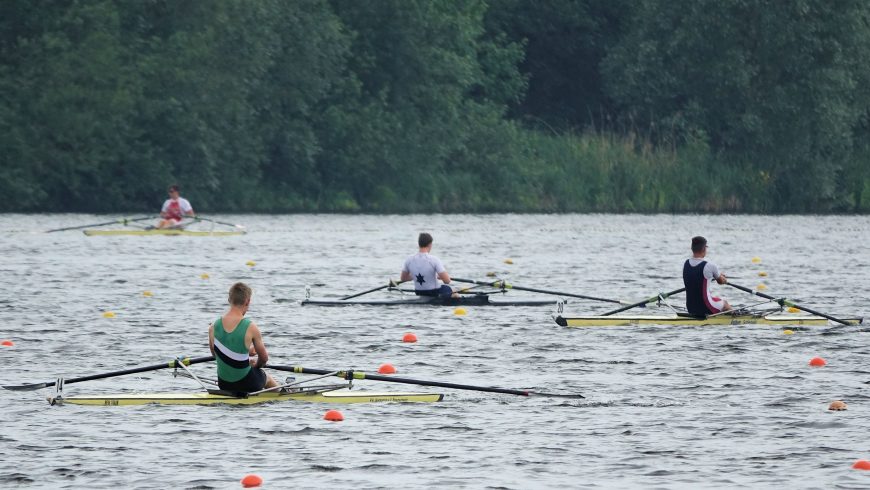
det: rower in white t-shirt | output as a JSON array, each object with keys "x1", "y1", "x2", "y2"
[
  {"x1": 157, "y1": 184, "x2": 195, "y2": 229},
  {"x1": 400, "y1": 233, "x2": 459, "y2": 299}
]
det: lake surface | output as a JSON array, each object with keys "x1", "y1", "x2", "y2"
[{"x1": 1, "y1": 214, "x2": 868, "y2": 489}]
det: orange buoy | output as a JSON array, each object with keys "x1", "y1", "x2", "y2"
[
  {"x1": 852, "y1": 460, "x2": 870, "y2": 470},
  {"x1": 402, "y1": 333, "x2": 418, "y2": 343},
  {"x1": 324, "y1": 409, "x2": 344, "y2": 422},
  {"x1": 828, "y1": 400, "x2": 847, "y2": 411},
  {"x1": 1, "y1": 340, "x2": 13, "y2": 347},
  {"x1": 378, "y1": 363, "x2": 397, "y2": 374},
  {"x1": 809, "y1": 357, "x2": 827, "y2": 367},
  {"x1": 241, "y1": 474, "x2": 263, "y2": 487}
]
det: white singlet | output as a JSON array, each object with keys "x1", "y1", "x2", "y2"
[
  {"x1": 402, "y1": 253, "x2": 446, "y2": 291},
  {"x1": 687, "y1": 257, "x2": 726, "y2": 311}
]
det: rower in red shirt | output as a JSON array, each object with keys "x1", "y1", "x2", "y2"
[{"x1": 157, "y1": 184, "x2": 195, "y2": 229}]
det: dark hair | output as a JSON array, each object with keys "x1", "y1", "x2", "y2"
[
  {"x1": 691, "y1": 236, "x2": 707, "y2": 253},
  {"x1": 418, "y1": 233, "x2": 433, "y2": 248},
  {"x1": 168, "y1": 184, "x2": 180, "y2": 193}
]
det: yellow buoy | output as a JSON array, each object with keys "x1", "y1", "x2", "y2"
[
  {"x1": 486, "y1": 271, "x2": 497, "y2": 277},
  {"x1": 246, "y1": 261, "x2": 256, "y2": 267},
  {"x1": 787, "y1": 307, "x2": 800, "y2": 313},
  {"x1": 756, "y1": 284, "x2": 767, "y2": 290},
  {"x1": 102, "y1": 311, "x2": 115, "y2": 318},
  {"x1": 504, "y1": 259, "x2": 514, "y2": 265},
  {"x1": 783, "y1": 329, "x2": 794, "y2": 335},
  {"x1": 200, "y1": 273, "x2": 210, "y2": 279},
  {"x1": 757, "y1": 271, "x2": 768, "y2": 277},
  {"x1": 142, "y1": 291, "x2": 153, "y2": 297},
  {"x1": 751, "y1": 257, "x2": 762, "y2": 264},
  {"x1": 454, "y1": 307, "x2": 467, "y2": 316}
]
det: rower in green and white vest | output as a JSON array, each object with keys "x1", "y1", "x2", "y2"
[{"x1": 208, "y1": 282, "x2": 278, "y2": 392}]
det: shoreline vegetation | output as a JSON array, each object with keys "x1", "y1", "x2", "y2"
[{"x1": 2, "y1": 1, "x2": 868, "y2": 214}]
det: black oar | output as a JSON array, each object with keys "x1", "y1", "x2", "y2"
[
  {"x1": 452, "y1": 278, "x2": 625, "y2": 304},
  {"x1": 2, "y1": 356, "x2": 214, "y2": 391},
  {"x1": 46, "y1": 216, "x2": 154, "y2": 233},
  {"x1": 194, "y1": 216, "x2": 246, "y2": 229},
  {"x1": 267, "y1": 365, "x2": 584, "y2": 398},
  {"x1": 341, "y1": 280, "x2": 407, "y2": 300},
  {"x1": 727, "y1": 282, "x2": 853, "y2": 326},
  {"x1": 602, "y1": 287, "x2": 686, "y2": 316}
]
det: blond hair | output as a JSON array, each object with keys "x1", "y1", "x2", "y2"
[{"x1": 228, "y1": 282, "x2": 252, "y2": 306}]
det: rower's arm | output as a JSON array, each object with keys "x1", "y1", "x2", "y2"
[
  {"x1": 400, "y1": 270, "x2": 411, "y2": 282},
  {"x1": 207, "y1": 324, "x2": 215, "y2": 356},
  {"x1": 438, "y1": 271, "x2": 451, "y2": 284},
  {"x1": 248, "y1": 323, "x2": 268, "y2": 368}
]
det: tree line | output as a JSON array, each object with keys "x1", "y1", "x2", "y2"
[{"x1": 1, "y1": 0, "x2": 868, "y2": 213}]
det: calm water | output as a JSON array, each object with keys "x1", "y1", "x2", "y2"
[{"x1": 1, "y1": 214, "x2": 869, "y2": 489}]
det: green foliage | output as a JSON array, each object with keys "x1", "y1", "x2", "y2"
[{"x1": 0, "y1": 0, "x2": 868, "y2": 213}]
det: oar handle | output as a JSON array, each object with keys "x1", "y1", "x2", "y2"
[
  {"x1": 266, "y1": 365, "x2": 584, "y2": 398},
  {"x1": 727, "y1": 282, "x2": 853, "y2": 326}
]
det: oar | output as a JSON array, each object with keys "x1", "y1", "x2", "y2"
[
  {"x1": 341, "y1": 280, "x2": 407, "y2": 300},
  {"x1": 452, "y1": 278, "x2": 626, "y2": 304},
  {"x1": 727, "y1": 282, "x2": 853, "y2": 326},
  {"x1": 602, "y1": 287, "x2": 686, "y2": 316},
  {"x1": 46, "y1": 216, "x2": 154, "y2": 233},
  {"x1": 267, "y1": 365, "x2": 584, "y2": 398},
  {"x1": 2, "y1": 356, "x2": 214, "y2": 391},
  {"x1": 194, "y1": 216, "x2": 246, "y2": 229}
]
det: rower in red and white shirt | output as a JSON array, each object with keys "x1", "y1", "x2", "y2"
[
  {"x1": 683, "y1": 236, "x2": 732, "y2": 317},
  {"x1": 157, "y1": 184, "x2": 195, "y2": 229}
]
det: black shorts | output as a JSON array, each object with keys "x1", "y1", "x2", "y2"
[{"x1": 218, "y1": 367, "x2": 267, "y2": 393}]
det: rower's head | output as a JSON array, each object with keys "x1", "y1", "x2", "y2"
[
  {"x1": 168, "y1": 184, "x2": 180, "y2": 198},
  {"x1": 228, "y1": 282, "x2": 252, "y2": 308},
  {"x1": 691, "y1": 236, "x2": 708, "y2": 257},
  {"x1": 418, "y1": 232, "x2": 434, "y2": 251}
]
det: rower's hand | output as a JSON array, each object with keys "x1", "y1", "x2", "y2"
[
  {"x1": 717, "y1": 274, "x2": 728, "y2": 285},
  {"x1": 249, "y1": 356, "x2": 259, "y2": 367}
]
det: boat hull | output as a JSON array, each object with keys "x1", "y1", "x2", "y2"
[
  {"x1": 50, "y1": 389, "x2": 444, "y2": 406},
  {"x1": 302, "y1": 295, "x2": 557, "y2": 307},
  {"x1": 555, "y1": 314, "x2": 863, "y2": 327},
  {"x1": 83, "y1": 229, "x2": 245, "y2": 236}
]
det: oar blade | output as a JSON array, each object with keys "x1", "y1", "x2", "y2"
[
  {"x1": 528, "y1": 391, "x2": 585, "y2": 399},
  {"x1": 2, "y1": 382, "x2": 52, "y2": 391}
]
